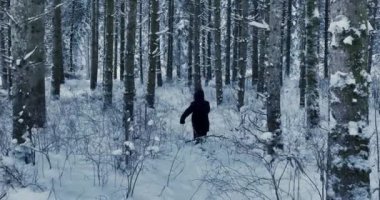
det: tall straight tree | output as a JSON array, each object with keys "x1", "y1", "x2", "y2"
[
  {"x1": 323, "y1": 0, "x2": 329, "y2": 78},
  {"x1": 251, "y1": 0, "x2": 259, "y2": 86},
  {"x1": 90, "y1": 0, "x2": 99, "y2": 90},
  {"x1": 237, "y1": 0, "x2": 248, "y2": 109},
  {"x1": 0, "y1": 0, "x2": 7, "y2": 89},
  {"x1": 193, "y1": 0, "x2": 202, "y2": 90},
  {"x1": 257, "y1": 0, "x2": 270, "y2": 94},
  {"x1": 214, "y1": 0, "x2": 223, "y2": 105},
  {"x1": 51, "y1": 0, "x2": 64, "y2": 98},
  {"x1": 284, "y1": 0, "x2": 293, "y2": 76},
  {"x1": 119, "y1": 0, "x2": 125, "y2": 80},
  {"x1": 104, "y1": 0, "x2": 114, "y2": 108},
  {"x1": 298, "y1": 0, "x2": 306, "y2": 107},
  {"x1": 146, "y1": 0, "x2": 160, "y2": 108},
  {"x1": 266, "y1": 0, "x2": 283, "y2": 154},
  {"x1": 206, "y1": 0, "x2": 212, "y2": 83},
  {"x1": 124, "y1": 0, "x2": 137, "y2": 144},
  {"x1": 327, "y1": 0, "x2": 371, "y2": 198},
  {"x1": 187, "y1": 1, "x2": 193, "y2": 87},
  {"x1": 305, "y1": 0, "x2": 320, "y2": 138},
  {"x1": 368, "y1": 0, "x2": 378, "y2": 72},
  {"x1": 69, "y1": 0, "x2": 77, "y2": 73},
  {"x1": 11, "y1": 0, "x2": 45, "y2": 145},
  {"x1": 167, "y1": 0, "x2": 174, "y2": 82},
  {"x1": 156, "y1": 2, "x2": 163, "y2": 87},
  {"x1": 231, "y1": 0, "x2": 239, "y2": 83},
  {"x1": 225, "y1": 0, "x2": 231, "y2": 85},
  {"x1": 113, "y1": 0, "x2": 119, "y2": 80},
  {"x1": 139, "y1": 0, "x2": 143, "y2": 83}
]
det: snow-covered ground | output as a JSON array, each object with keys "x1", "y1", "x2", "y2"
[{"x1": 1, "y1": 76, "x2": 379, "y2": 200}]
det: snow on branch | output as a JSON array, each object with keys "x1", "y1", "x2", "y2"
[{"x1": 248, "y1": 20, "x2": 269, "y2": 30}]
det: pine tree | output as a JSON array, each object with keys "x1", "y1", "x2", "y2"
[
  {"x1": 225, "y1": 0, "x2": 232, "y2": 85},
  {"x1": 305, "y1": 0, "x2": 320, "y2": 138},
  {"x1": 167, "y1": 0, "x2": 174, "y2": 82},
  {"x1": 147, "y1": 0, "x2": 160, "y2": 108},
  {"x1": 237, "y1": 0, "x2": 248, "y2": 109},
  {"x1": 51, "y1": 0, "x2": 64, "y2": 98},
  {"x1": 266, "y1": 0, "x2": 283, "y2": 154},
  {"x1": 193, "y1": 0, "x2": 202, "y2": 90},
  {"x1": 124, "y1": 0, "x2": 137, "y2": 145},
  {"x1": 119, "y1": 0, "x2": 126, "y2": 80},
  {"x1": 327, "y1": 0, "x2": 371, "y2": 198},
  {"x1": 104, "y1": 0, "x2": 114, "y2": 108},
  {"x1": 90, "y1": 0, "x2": 99, "y2": 90},
  {"x1": 214, "y1": 0, "x2": 223, "y2": 105}
]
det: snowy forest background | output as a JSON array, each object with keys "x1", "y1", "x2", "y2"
[{"x1": 0, "y1": 0, "x2": 379, "y2": 199}]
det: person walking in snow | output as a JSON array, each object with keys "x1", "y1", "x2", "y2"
[{"x1": 180, "y1": 89, "x2": 210, "y2": 143}]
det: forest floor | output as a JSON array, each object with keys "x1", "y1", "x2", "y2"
[{"x1": 1, "y1": 76, "x2": 378, "y2": 199}]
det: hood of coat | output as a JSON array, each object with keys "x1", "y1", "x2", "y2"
[{"x1": 194, "y1": 89, "x2": 205, "y2": 102}]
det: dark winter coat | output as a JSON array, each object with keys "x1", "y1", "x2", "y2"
[{"x1": 180, "y1": 90, "x2": 210, "y2": 137}]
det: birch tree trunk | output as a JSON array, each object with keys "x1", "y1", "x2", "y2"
[
  {"x1": 257, "y1": 0, "x2": 269, "y2": 94},
  {"x1": 187, "y1": 1, "x2": 193, "y2": 87},
  {"x1": 327, "y1": 0, "x2": 371, "y2": 198}
]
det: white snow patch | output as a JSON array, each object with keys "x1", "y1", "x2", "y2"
[
  {"x1": 124, "y1": 141, "x2": 135, "y2": 151},
  {"x1": 348, "y1": 121, "x2": 358, "y2": 136},
  {"x1": 343, "y1": 36, "x2": 354, "y2": 45},
  {"x1": 112, "y1": 149, "x2": 123, "y2": 156},
  {"x1": 330, "y1": 71, "x2": 356, "y2": 88}
]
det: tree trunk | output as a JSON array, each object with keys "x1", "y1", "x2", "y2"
[
  {"x1": 285, "y1": 0, "x2": 293, "y2": 76},
  {"x1": 167, "y1": 0, "x2": 174, "y2": 82},
  {"x1": 187, "y1": 1, "x2": 193, "y2": 87},
  {"x1": 113, "y1": 1, "x2": 119, "y2": 80},
  {"x1": 225, "y1": 0, "x2": 231, "y2": 85},
  {"x1": 305, "y1": 0, "x2": 320, "y2": 139},
  {"x1": 251, "y1": 0, "x2": 259, "y2": 86},
  {"x1": 69, "y1": 0, "x2": 76, "y2": 74},
  {"x1": 193, "y1": 0, "x2": 202, "y2": 90},
  {"x1": 323, "y1": 0, "x2": 329, "y2": 78},
  {"x1": 104, "y1": 0, "x2": 114, "y2": 108},
  {"x1": 257, "y1": 0, "x2": 269, "y2": 94},
  {"x1": 139, "y1": 0, "x2": 144, "y2": 83},
  {"x1": 327, "y1": 0, "x2": 371, "y2": 199},
  {"x1": 51, "y1": 0, "x2": 64, "y2": 98},
  {"x1": 90, "y1": 0, "x2": 99, "y2": 90},
  {"x1": 231, "y1": 0, "x2": 239, "y2": 83},
  {"x1": 120, "y1": 0, "x2": 125, "y2": 80},
  {"x1": 368, "y1": 0, "x2": 378, "y2": 73},
  {"x1": 237, "y1": 0, "x2": 248, "y2": 109},
  {"x1": 214, "y1": 0, "x2": 223, "y2": 105},
  {"x1": 0, "y1": 0, "x2": 7, "y2": 90},
  {"x1": 11, "y1": 0, "x2": 45, "y2": 151},
  {"x1": 124, "y1": 0, "x2": 137, "y2": 142},
  {"x1": 299, "y1": 0, "x2": 306, "y2": 107},
  {"x1": 266, "y1": 0, "x2": 283, "y2": 154},
  {"x1": 146, "y1": 0, "x2": 159, "y2": 108},
  {"x1": 206, "y1": 0, "x2": 212, "y2": 84}
]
